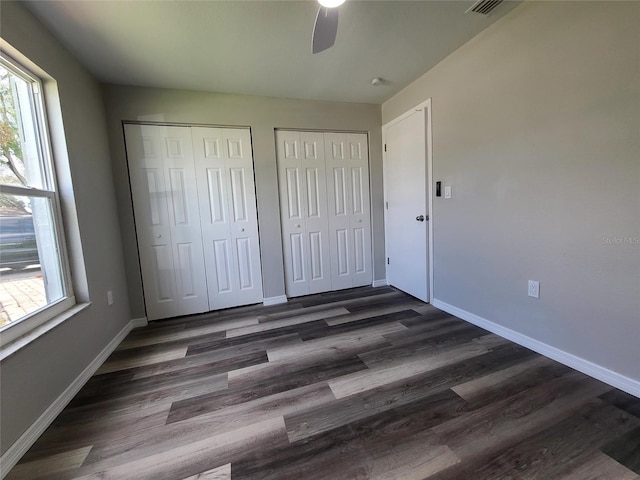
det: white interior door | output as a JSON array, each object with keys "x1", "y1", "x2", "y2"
[
  {"x1": 325, "y1": 133, "x2": 372, "y2": 290},
  {"x1": 384, "y1": 108, "x2": 430, "y2": 302},
  {"x1": 277, "y1": 130, "x2": 372, "y2": 297},
  {"x1": 276, "y1": 131, "x2": 331, "y2": 297},
  {"x1": 125, "y1": 124, "x2": 209, "y2": 320},
  {"x1": 192, "y1": 127, "x2": 263, "y2": 310}
]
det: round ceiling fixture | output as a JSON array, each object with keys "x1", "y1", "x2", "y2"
[{"x1": 318, "y1": 0, "x2": 345, "y2": 8}]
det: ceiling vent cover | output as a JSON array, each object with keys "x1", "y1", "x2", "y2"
[{"x1": 466, "y1": 0, "x2": 503, "y2": 15}]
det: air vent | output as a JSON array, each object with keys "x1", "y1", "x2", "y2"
[{"x1": 466, "y1": 0, "x2": 503, "y2": 15}]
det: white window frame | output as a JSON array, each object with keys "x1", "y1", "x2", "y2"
[{"x1": 0, "y1": 54, "x2": 75, "y2": 349}]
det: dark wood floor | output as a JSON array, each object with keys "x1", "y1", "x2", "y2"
[{"x1": 7, "y1": 286, "x2": 640, "y2": 480}]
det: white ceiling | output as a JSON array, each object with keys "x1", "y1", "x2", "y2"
[{"x1": 24, "y1": 0, "x2": 521, "y2": 104}]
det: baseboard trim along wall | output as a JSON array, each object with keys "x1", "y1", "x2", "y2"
[
  {"x1": 431, "y1": 299, "x2": 640, "y2": 399},
  {"x1": 372, "y1": 279, "x2": 388, "y2": 287},
  {"x1": 263, "y1": 295, "x2": 288, "y2": 306},
  {"x1": 0, "y1": 317, "x2": 146, "y2": 479},
  {"x1": 130, "y1": 317, "x2": 148, "y2": 329}
]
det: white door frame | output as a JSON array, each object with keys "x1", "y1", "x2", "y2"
[{"x1": 382, "y1": 98, "x2": 434, "y2": 302}]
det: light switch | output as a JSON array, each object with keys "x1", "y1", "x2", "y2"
[{"x1": 444, "y1": 185, "x2": 452, "y2": 199}]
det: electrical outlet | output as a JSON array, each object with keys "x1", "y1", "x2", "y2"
[
  {"x1": 444, "y1": 185, "x2": 452, "y2": 199},
  {"x1": 107, "y1": 290, "x2": 114, "y2": 306},
  {"x1": 528, "y1": 280, "x2": 540, "y2": 299}
]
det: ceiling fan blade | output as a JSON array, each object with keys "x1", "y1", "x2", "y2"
[{"x1": 312, "y1": 6, "x2": 339, "y2": 54}]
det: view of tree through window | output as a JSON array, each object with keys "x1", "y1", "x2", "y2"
[
  {"x1": 1, "y1": 65, "x2": 28, "y2": 189},
  {"x1": 0, "y1": 58, "x2": 69, "y2": 334}
]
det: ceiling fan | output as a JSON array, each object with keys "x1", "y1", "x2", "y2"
[{"x1": 312, "y1": 0, "x2": 345, "y2": 54}]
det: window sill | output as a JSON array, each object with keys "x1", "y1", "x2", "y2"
[{"x1": 0, "y1": 302, "x2": 91, "y2": 361}]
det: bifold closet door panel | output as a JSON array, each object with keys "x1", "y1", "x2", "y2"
[
  {"x1": 325, "y1": 133, "x2": 373, "y2": 289},
  {"x1": 125, "y1": 124, "x2": 209, "y2": 320},
  {"x1": 300, "y1": 132, "x2": 332, "y2": 295},
  {"x1": 276, "y1": 131, "x2": 331, "y2": 297},
  {"x1": 192, "y1": 127, "x2": 264, "y2": 310},
  {"x1": 345, "y1": 133, "x2": 373, "y2": 287},
  {"x1": 125, "y1": 124, "x2": 178, "y2": 320},
  {"x1": 277, "y1": 130, "x2": 308, "y2": 297}
]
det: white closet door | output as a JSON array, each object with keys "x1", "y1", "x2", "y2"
[
  {"x1": 301, "y1": 132, "x2": 332, "y2": 294},
  {"x1": 276, "y1": 131, "x2": 331, "y2": 297},
  {"x1": 125, "y1": 124, "x2": 209, "y2": 320},
  {"x1": 192, "y1": 127, "x2": 263, "y2": 310},
  {"x1": 325, "y1": 133, "x2": 373, "y2": 289},
  {"x1": 277, "y1": 130, "x2": 371, "y2": 297},
  {"x1": 346, "y1": 133, "x2": 373, "y2": 287}
]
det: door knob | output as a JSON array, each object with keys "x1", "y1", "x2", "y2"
[{"x1": 416, "y1": 215, "x2": 425, "y2": 222}]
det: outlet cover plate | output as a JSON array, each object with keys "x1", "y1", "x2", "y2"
[{"x1": 528, "y1": 280, "x2": 540, "y2": 299}]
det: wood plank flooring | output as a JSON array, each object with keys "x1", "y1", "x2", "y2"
[{"x1": 7, "y1": 286, "x2": 640, "y2": 480}]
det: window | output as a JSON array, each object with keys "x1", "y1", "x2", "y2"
[{"x1": 0, "y1": 54, "x2": 73, "y2": 348}]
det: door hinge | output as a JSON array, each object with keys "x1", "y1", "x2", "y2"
[
  {"x1": 387, "y1": 257, "x2": 390, "y2": 265},
  {"x1": 385, "y1": 201, "x2": 389, "y2": 210},
  {"x1": 384, "y1": 144, "x2": 387, "y2": 152}
]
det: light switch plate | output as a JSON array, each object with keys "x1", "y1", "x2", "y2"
[{"x1": 444, "y1": 185, "x2": 452, "y2": 199}]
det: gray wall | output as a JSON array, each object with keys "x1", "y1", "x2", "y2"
[
  {"x1": 0, "y1": 2, "x2": 131, "y2": 454},
  {"x1": 102, "y1": 86, "x2": 384, "y2": 319},
  {"x1": 383, "y1": 1, "x2": 640, "y2": 381}
]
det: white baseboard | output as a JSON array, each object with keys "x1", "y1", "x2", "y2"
[
  {"x1": 372, "y1": 279, "x2": 388, "y2": 287},
  {"x1": 0, "y1": 318, "x2": 141, "y2": 479},
  {"x1": 263, "y1": 295, "x2": 288, "y2": 306},
  {"x1": 130, "y1": 317, "x2": 148, "y2": 328},
  {"x1": 431, "y1": 299, "x2": 640, "y2": 399}
]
